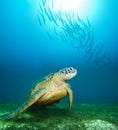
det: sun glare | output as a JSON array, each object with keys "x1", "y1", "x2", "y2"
[
  {"x1": 47, "y1": 0, "x2": 101, "y2": 19},
  {"x1": 31, "y1": 0, "x2": 102, "y2": 21}
]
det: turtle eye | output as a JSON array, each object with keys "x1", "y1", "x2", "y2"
[
  {"x1": 66, "y1": 67, "x2": 73, "y2": 73},
  {"x1": 60, "y1": 67, "x2": 76, "y2": 75},
  {"x1": 69, "y1": 67, "x2": 75, "y2": 73}
]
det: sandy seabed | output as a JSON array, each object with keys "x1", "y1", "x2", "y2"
[{"x1": 0, "y1": 103, "x2": 118, "y2": 130}]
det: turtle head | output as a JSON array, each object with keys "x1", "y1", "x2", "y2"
[{"x1": 59, "y1": 67, "x2": 77, "y2": 81}]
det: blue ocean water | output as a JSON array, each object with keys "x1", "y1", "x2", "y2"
[{"x1": 0, "y1": 0, "x2": 118, "y2": 105}]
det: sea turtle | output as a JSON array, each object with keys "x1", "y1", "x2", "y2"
[{"x1": 2, "y1": 67, "x2": 77, "y2": 119}]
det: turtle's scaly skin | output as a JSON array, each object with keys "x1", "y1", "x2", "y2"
[{"x1": 2, "y1": 67, "x2": 77, "y2": 119}]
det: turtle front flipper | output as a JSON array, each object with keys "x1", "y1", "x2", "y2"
[
  {"x1": 66, "y1": 86, "x2": 73, "y2": 110},
  {"x1": 2, "y1": 87, "x2": 46, "y2": 120}
]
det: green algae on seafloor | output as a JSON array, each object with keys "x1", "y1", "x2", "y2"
[{"x1": 0, "y1": 103, "x2": 118, "y2": 130}]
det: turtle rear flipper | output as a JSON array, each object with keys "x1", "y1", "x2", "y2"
[{"x1": 1, "y1": 87, "x2": 46, "y2": 120}]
